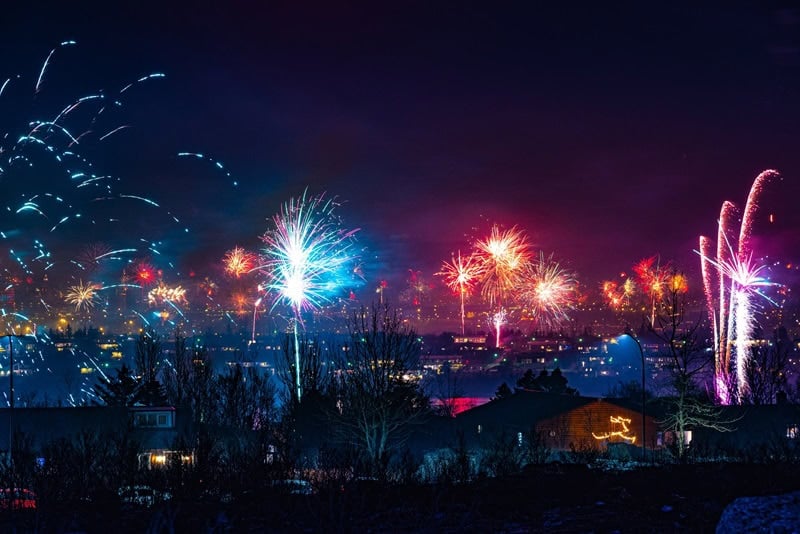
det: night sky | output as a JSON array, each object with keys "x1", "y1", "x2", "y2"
[{"x1": 4, "y1": 3, "x2": 800, "y2": 294}]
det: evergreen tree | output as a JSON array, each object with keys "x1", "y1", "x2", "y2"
[
  {"x1": 93, "y1": 364, "x2": 141, "y2": 406},
  {"x1": 492, "y1": 382, "x2": 513, "y2": 400},
  {"x1": 134, "y1": 327, "x2": 167, "y2": 406}
]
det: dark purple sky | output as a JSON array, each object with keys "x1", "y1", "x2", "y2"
[{"x1": 4, "y1": 3, "x2": 800, "y2": 293}]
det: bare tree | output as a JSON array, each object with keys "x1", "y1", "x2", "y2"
[
  {"x1": 135, "y1": 327, "x2": 162, "y2": 381},
  {"x1": 649, "y1": 269, "x2": 735, "y2": 459},
  {"x1": 215, "y1": 364, "x2": 276, "y2": 431},
  {"x1": 426, "y1": 361, "x2": 464, "y2": 418},
  {"x1": 163, "y1": 328, "x2": 191, "y2": 406},
  {"x1": 741, "y1": 326, "x2": 791, "y2": 405},
  {"x1": 162, "y1": 330, "x2": 216, "y2": 423},
  {"x1": 333, "y1": 304, "x2": 429, "y2": 475},
  {"x1": 277, "y1": 334, "x2": 333, "y2": 406}
]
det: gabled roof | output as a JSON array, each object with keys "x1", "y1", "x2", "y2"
[{"x1": 455, "y1": 390, "x2": 595, "y2": 427}]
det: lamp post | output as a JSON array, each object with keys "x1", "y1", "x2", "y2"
[
  {"x1": 4, "y1": 334, "x2": 30, "y2": 460},
  {"x1": 8, "y1": 335, "x2": 12, "y2": 451},
  {"x1": 620, "y1": 332, "x2": 646, "y2": 462}
]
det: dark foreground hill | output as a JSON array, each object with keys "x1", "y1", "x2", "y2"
[{"x1": 2, "y1": 463, "x2": 800, "y2": 532}]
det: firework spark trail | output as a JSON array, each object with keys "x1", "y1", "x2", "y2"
[
  {"x1": 698, "y1": 231, "x2": 727, "y2": 400},
  {"x1": 35, "y1": 40, "x2": 76, "y2": 93},
  {"x1": 518, "y1": 252, "x2": 577, "y2": 330},
  {"x1": 436, "y1": 251, "x2": 482, "y2": 335},
  {"x1": 492, "y1": 308, "x2": 507, "y2": 349},
  {"x1": 716, "y1": 200, "x2": 737, "y2": 392},
  {"x1": 0, "y1": 42, "x2": 186, "y2": 324},
  {"x1": 699, "y1": 170, "x2": 781, "y2": 404},
  {"x1": 699, "y1": 235, "x2": 718, "y2": 353},
  {"x1": 260, "y1": 191, "x2": 359, "y2": 401},
  {"x1": 738, "y1": 170, "x2": 780, "y2": 263},
  {"x1": 177, "y1": 152, "x2": 239, "y2": 187},
  {"x1": 710, "y1": 247, "x2": 776, "y2": 400}
]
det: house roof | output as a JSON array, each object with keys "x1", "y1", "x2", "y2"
[
  {"x1": 455, "y1": 390, "x2": 595, "y2": 429},
  {"x1": 0, "y1": 406, "x2": 193, "y2": 451}
]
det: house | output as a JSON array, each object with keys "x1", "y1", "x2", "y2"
[
  {"x1": 0, "y1": 405, "x2": 194, "y2": 469},
  {"x1": 447, "y1": 390, "x2": 800, "y2": 460},
  {"x1": 451, "y1": 390, "x2": 660, "y2": 452}
]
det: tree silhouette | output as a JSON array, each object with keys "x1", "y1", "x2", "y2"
[
  {"x1": 516, "y1": 367, "x2": 578, "y2": 395},
  {"x1": 333, "y1": 304, "x2": 429, "y2": 476},
  {"x1": 492, "y1": 382, "x2": 513, "y2": 401},
  {"x1": 93, "y1": 364, "x2": 141, "y2": 406},
  {"x1": 134, "y1": 327, "x2": 167, "y2": 406}
]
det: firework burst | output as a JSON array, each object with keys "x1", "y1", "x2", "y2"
[
  {"x1": 259, "y1": 191, "x2": 359, "y2": 401},
  {"x1": 473, "y1": 224, "x2": 530, "y2": 308},
  {"x1": 147, "y1": 281, "x2": 188, "y2": 307},
  {"x1": 223, "y1": 246, "x2": 257, "y2": 278},
  {"x1": 518, "y1": 253, "x2": 578, "y2": 330},
  {"x1": 601, "y1": 276, "x2": 636, "y2": 310},
  {"x1": 436, "y1": 251, "x2": 482, "y2": 335},
  {"x1": 64, "y1": 280, "x2": 101, "y2": 312},
  {"x1": 131, "y1": 261, "x2": 158, "y2": 287},
  {"x1": 633, "y1": 256, "x2": 671, "y2": 325}
]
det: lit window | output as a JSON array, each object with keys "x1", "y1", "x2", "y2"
[
  {"x1": 517, "y1": 432, "x2": 523, "y2": 447},
  {"x1": 787, "y1": 425, "x2": 799, "y2": 439},
  {"x1": 477, "y1": 424, "x2": 482, "y2": 434}
]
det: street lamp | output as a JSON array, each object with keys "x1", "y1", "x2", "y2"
[
  {"x1": 4, "y1": 334, "x2": 19, "y2": 463},
  {"x1": 3, "y1": 334, "x2": 32, "y2": 457},
  {"x1": 619, "y1": 332, "x2": 646, "y2": 462}
]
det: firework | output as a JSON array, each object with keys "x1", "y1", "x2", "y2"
[
  {"x1": 601, "y1": 276, "x2": 636, "y2": 310},
  {"x1": 492, "y1": 308, "x2": 507, "y2": 349},
  {"x1": 404, "y1": 269, "x2": 430, "y2": 306},
  {"x1": 177, "y1": 152, "x2": 239, "y2": 188},
  {"x1": 260, "y1": 191, "x2": 359, "y2": 401},
  {"x1": 473, "y1": 225, "x2": 530, "y2": 307},
  {"x1": 668, "y1": 272, "x2": 688, "y2": 294},
  {"x1": 436, "y1": 251, "x2": 482, "y2": 335},
  {"x1": 132, "y1": 261, "x2": 158, "y2": 287},
  {"x1": 64, "y1": 280, "x2": 101, "y2": 312},
  {"x1": 230, "y1": 291, "x2": 249, "y2": 314},
  {"x1": 223, "y1": 246, "x2": 257, "y2": 278},
  {"x1": 198, "y1": 276, "x2": 218, "y2": 298},
  {"x1": 76, "y1": 243, "x2": 112, "y2": 274},
  {"x1": 0, "y1": 42, "x2": 183, "y2": 326},
  {"x1": 518, "y1": 253, "x2": 577, "y2": 330},
  {"x1": 633, "y1": 256, "x2": 672, "y2": 325},
  {"x1": 147, "y1": 281, "x2": 188, "y2": 307},
  {"x1": 375, "y1": 279, "x2": 388, "y2": 305},
  {"x1": 698, "y1": 169, "x2": 781, "y2": 404}
]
